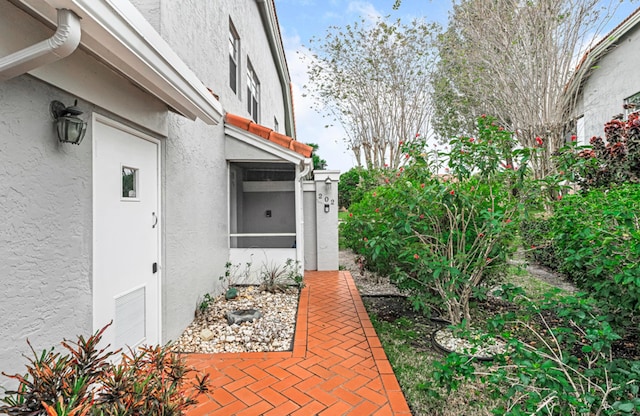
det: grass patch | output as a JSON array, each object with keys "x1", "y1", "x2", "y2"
[
  {"x1": 367, "y1": 308, "x2": 496, "y2": 416},
  {"x1": 364, "y1": 264, "x2": 577, "y2": 415}
]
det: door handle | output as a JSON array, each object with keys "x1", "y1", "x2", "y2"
[{"x1": 152, "y1": 212, "x2": 158, "y2": 228}]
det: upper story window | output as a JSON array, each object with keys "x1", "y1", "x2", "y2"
[
  {"x1": 624, "y1": 92, "x2": 640, "y2": 117},
  {"x1": 247, "y1": 61, "x2": 260, "y2": 123},
  {"x1": 229, "y1": 21, "x2": 240, "y2": 94}
]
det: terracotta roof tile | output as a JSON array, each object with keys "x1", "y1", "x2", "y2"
[{"x1": 225, "y1": 113, "x2": 313, "y2": 158}]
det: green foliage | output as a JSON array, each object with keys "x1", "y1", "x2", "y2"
[
  {"x1": 427, "y1": 292, "x2": 640, "y2": 415},
  {"x1": 550, "y1": 184, "x2": 640, "y2": 321},
  {"x1": 343, "y1": 116, "x2": 529, "y2": 325},
  {"x1": 555, "y1": 113, "x2": 640, "y2": 191},
  {"x1": 306, "y1": 143, "x2": 327, "y2": 170},
  {"x1": 520, "y1": 217, "x2": 561, "y2": 271},
  {"x1": 338, "y1": 167, "x2": 384, "y2": 209},
  {"x1": 0, "y1": 325, "x2": 209, "y2": 415},
  {"x1": 259, "y1": 259, "x2": 304, "y2": 293}
]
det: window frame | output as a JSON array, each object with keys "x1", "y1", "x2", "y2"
[
  {"x1": 247, "y1": 60, "x2": 260, "y2": 123},
  {"x1": 624, "y1": 92, "x2": 640, "y2": 117},
  {"x1": 229, "y1": 20, "x2": 240, "y2": 95}
]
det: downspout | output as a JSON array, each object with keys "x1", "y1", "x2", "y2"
[
  {"x1": 0, "y1": 9, "x2": 81, "y2": 81},
  {"x1": 295, "y1": 158, "x2": 313, "y2": 271}
]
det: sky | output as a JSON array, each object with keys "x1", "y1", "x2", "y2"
[{"x1": 274, "y1": 0, "x2": 639, "y2": 173}]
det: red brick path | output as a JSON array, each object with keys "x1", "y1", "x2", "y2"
[{"x1": 186, "y1": 271, "x2": 411, "y2": 415}]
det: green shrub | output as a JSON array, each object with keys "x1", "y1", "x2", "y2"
[
  {"x1": 427, "y1": 292, "x2": 640, "y2": 415},
  {"x1": 550, "y1": 184, "x2": 640, "y2": 320},
  {"x1": 343, "y1": 116, "x2": 530, "y2": 325},
  {"x1": 1, "y1": 325, "x2": 209, "y2": 415},
  {"x1": 520, "y1": 217, "x2": 561, "y2": 270},
  {"x1": 338, "y1": 166, "x2": 385, "y2": 209}
]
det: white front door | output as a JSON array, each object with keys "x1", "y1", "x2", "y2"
[{"x1": 93, "y1": 116, "x2": 160, "y2": 351}]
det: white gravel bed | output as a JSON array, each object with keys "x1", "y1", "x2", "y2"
[
  {"x1": 433, "y1": 327, "x2": 507, "y2": 359},
  {"x1": 172, "y1": 286, "x2": 299, "y2": 354}
]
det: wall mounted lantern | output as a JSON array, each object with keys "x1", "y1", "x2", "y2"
[
  {"x1": 324, "y1": 176, "x2": 332, "y2": 189},
  {"x1": 50, "y1": 99, "x2": 87, "y2": 145}
]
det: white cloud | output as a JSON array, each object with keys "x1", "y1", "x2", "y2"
[{"x1": 346, "y1": 1, "x2": 383, "y2": 22}]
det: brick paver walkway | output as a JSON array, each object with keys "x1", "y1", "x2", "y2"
[{"x1": 186, "y1": 271, "x2": 411, "y2": 415}]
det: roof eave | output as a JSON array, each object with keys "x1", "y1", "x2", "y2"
[{"x1": 16, "y1": 0, "x2": 223, "y2": 125}]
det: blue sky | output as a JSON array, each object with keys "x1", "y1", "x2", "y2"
[{"x1": 274, "y1": 0, "x2": 639, "y2": 172}]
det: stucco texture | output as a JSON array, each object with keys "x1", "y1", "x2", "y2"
[
  {"x1": 578, "y1": 23, "x2": 640, "y2": 138},
  {"x1": 0, "y1": 76, "x2": 93, "y2": 390}
]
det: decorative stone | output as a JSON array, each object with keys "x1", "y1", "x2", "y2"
[
  {"x1": 226, "y1": 309, "x2": 262, "y2": 325},
  {"x1": 171, "y1": 287, "x2": 298, "y2": 354},
  {"x1": 200, "y1": 328, "x2": 214, "y2": 341}
]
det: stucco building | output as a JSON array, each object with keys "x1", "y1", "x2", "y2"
[
  {"x1": 570, "y1": 7, "x2": 640, "y2": 144},
  {"x1": 0, "y1": 0, "x2": 339, "y2": 388}
]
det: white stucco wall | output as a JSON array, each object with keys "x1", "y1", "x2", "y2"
[
  {"x1": 0, "y1": 0, "x2": 299, "y2": 372},
  {"x1": 149, "y1": 0, "x2": 289, "y2": 132},
  {"x1": 575, "y1": 22, "x2": 640, "y2": 140},
  {"x1": 0, "y1": 76, "x2": 94, "y2": 391},
  {"x1": 161, "y1": 116, "x2": 230, "y2": 341}
]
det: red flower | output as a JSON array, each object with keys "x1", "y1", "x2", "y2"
[
  {"x1": 420, "y1": 183, "x2": 425, "y2": 189},
  {"x1": 415, "y1": 133, "x2": 420, "y2": 138},
  {"x1": 405, "y1": 154, "x2": 410, "y2": 159},
  {"x1": 571, "y1": 135, "x2": 577, "y2": 142},
  {"x1": 535, "y1": 137, "x2": 543, "y2": 146},
  {"x1": 449, "y1": 190, "x2": 455, "y2": 195},
  {"x1": 486, "y1": 257, "x2": 492, "y2": 263},
  {"x1": 373, "y1": 192, "x2": 377, "y2": 197},
  {"x1": 399, "y1": 141, "x2": 404, "y2": 145},
  {"x1": 349, "y1": 213, "x2": 353, "y2": 217},
  {"x1": 481, "y1": 114, "x2": 487, "y2": 118},
  {"x1": 488, "y1": 208, "x2": 493, "y2": 212},
  {"x1": 469, "y1": 137, "x2": 475, "y2": 143},
  {"x1": 505, "y1": 219, "x2": 512, "y2": 224},
  {"x1": 414, "y1": 254, "x2": 420, "y2": 260},
  {"x1": 557, "y1": 195, "x2": 562, "y2": 201},
  {"x1": 531, "y1": 245, "x2": 536, "y2": 249},
  {"x1": 478, "y1": 233, "x2": 484, "y2": 237},
  {"x1": 375, "y1": 208, "x2": 380, "y2": 213},
  {"x1": 419, "y1": 214, "x2": 424, "y2": 219},
  {"x1": 399, "y1": 167, "x2": 404, "y2": 172},
  {"x1": 363, "y1": 237, "x2": 368, "y2": 242}
]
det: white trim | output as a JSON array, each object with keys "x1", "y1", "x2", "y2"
[
  {"x1": 92, "y1": 112, "x2": 163, "y2": 344},
  {"x1": 225, "y1": 124, "x2": 307, "y2": 164},
  {"x1": 15, "y1": 0, "x2": 223, "y2": 125},
  {"x1": 567, "y1": 9, "x2": 640, "y2": 106}
]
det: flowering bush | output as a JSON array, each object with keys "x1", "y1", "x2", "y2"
[
  {"x1": 554, "y1": 112, "x2": 640, "y2": 191},
  {"x1": 343, "y1": 116, "x2": 530, "y2": 325}
]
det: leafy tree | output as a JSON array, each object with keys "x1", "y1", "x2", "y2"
[
  {"x1": 432, "y1": 0, "x2": 627, "y2": 178},
  {"x1": 306, "y1": 142, "x2": 327, "y2": 170},
  {"x1": 303, "y1": 18, "x2": 440, "y2": 169}
]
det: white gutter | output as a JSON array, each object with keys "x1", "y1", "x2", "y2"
[
  {"x1": 15, "y1": 0, "x2": 223, "y2": 125},
  {"x1": 0, "y1": 9, "x2": 80, "y2": 82}
]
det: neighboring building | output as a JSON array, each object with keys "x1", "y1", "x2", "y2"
[
  {"x1": 569, "y1": 7, "x2": 640, "y2": 144},
  {"x1": 0, "y1": 0, "x2": 338, "y2": 388}
]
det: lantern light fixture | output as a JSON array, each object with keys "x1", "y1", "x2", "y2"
[{"x1": 50, "y1": 99, "x2": 87, "y2": 145}]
